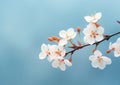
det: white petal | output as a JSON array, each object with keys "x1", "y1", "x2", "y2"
[
  {"x1": 64, "y1": 59, "x2": 72, "y2": 66},
  {"x1": 47, "y1": 57, "x2": 53, "y2": 62},
  {"x1": 59, "y1": 63, "x2": 66, "y2": 71},
  {"x1": 59, "y1": 39, "x2": 68, "y2": 46},
  {"x1": 109, "y1": 42, "x2": 112, "y2": 49},
  {"x1": 89, "y1": 55, "x2": 96, "y2": 61},
  {"x1": 67, "y1": 28, "x2": 75, "y2": 36},
  {"x1": 52, "y1": 60, "x2": 59, "y2": 68},
  {"x1": 84, "y1": 16, "x2": 93, "y2": 22},
  {"x1": 84, "y1": 36, "x2": 95, "y2": 44},
  {"x1": 61, "y1": 50, "x2": 66, "y2": 57},
  {"x1": 59, "y1": 30, "x2": 66, "y2": 38},
  {"x1": 94, "y1": 50, "x2": 102, "y2": 56},
  {"x1": 39, "y1": 52, "x2": 47, "y2": 60},
  {"x1": 95, "y1": 12, "x2": 102, "y2": 20},
  {"x1": 71, "y1": 32, "x2": 77, "y2": 39},
  {"x1": 98, "y1": 63, "x2": 106, "y2": 70},
  {"x1": 116, "y1": 38, "x2": 120, "y2": 44},
  {"x1": 114, "y1": 51, "x2": 120, "y2": 57},
  {"x1": 41, "y1": 44, "x2": 48, "y2": 52},
  {"x1": 97, "y1": 26, "x2": 104, "y2": 34},
  {"x1": 96, "y1": 60, "x2": 106, "y2": 70},
  {"x1": 102, "y1": 56, "x2": 112, "y2": 64},
  {"x1": 83, "y1": 27, "x2": 91, "y2": 35},
  {"x1": 96, "y1": 35, "x2": 103, "y2": 41},
  {"x1": 91, "y1": 60, "x2": 98, "y2": 68},
  {"x1": 87, "y1": 23, "x2": 96, "y2": 29},
  {"x1": 109, "y1": 42, "x2": 117, "y2": 50}
]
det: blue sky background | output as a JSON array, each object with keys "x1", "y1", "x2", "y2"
[{"x1": 0, "y1": 0, "x2": 120, "y2": 85}]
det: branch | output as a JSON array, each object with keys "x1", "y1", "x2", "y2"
[
  {"x1": 117, "y1": 21, "x2": 120, "y2": 24},
  {"x1": 65, "y1": 31, "x2": 120, "y2": 56}
]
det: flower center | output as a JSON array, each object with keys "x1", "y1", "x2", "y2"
[
  {"x1": 66, "y1": 34, "x2": 70, "y2": 40},
  {"x1": 90, "y1": 31, "x2": 98, "y2": 38},
  {"x1": 46, "y1": 50, "x2": 50, "y2": 56},
  {"x1": 97, "y1": 56, "x2": 103, "y2": 63},
  {"x1": 55, "y1": 49, "x2": 62, "y2": 56},
  {"x1": 58, "y1": 59, "x2": 64, "y2": 65}
]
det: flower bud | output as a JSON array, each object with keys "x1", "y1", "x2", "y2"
[
  {"x1": 52, "y1": 36, "x2": 60, "y2": 42},
  {"x1": 106, "y1": 50, "x2": 112, "y2": 54},
  {"x1": 95, "y1": 23, "x2": 100, "y2": 28},
  {"x1": 48, "y1": 37, "x2": 54, "y2": 42},
  {"x1": 69, "y1": 57, "x2": 72, "y2": 62},
  {"x1": 77, "y1": 26, "x2": 81, "y2": 33}
]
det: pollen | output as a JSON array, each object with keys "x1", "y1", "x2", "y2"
[
  {"x1": 55, "y1": 49, "x2": 62, "y2": 56},
  {"x1": 90, "y1": 31, "x2": 98, "y2": 38}
]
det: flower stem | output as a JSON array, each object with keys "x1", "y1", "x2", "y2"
[{"x1": 65, "y1": 31, "x2": 120, "y2": 56}]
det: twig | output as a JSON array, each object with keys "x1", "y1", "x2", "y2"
[
  {"x1": 117, "y1": 21, "x2": 120, "y2": 24},
  {"x1": 65, "y1": 31, "x2": 120, "y2": 56}
]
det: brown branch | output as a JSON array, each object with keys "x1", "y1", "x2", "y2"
[
  {"x1": 117, "y1": 21, "x2": 120, "y2": 24},
  {"x1": 65, "y1": 31, "x2": 120, "y2": 56}
]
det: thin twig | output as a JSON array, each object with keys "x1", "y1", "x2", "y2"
[{"x1": 65, "y1": 31, "x2": 120, "y2": 56}]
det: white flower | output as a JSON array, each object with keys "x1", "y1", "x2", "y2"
[
  {"x1": 58, "y1": 39, "x2": 67, "y2": 46},
  {"x1": 52, "y1": 58, "x2": 72, "y2": 71},
  {"x1": 84, "y1": 12, "x2": 102, "y2": 23},
  {"x1": 83, "y1": 23, "x2": 104, "y2": 44},
  {"x1": 50, "y1": 45, "x2": 66, "y2": 61},
  {"x1": 59, "y1": 28, "x2": 77, "y2": 46},
  {"x1": 89, "y1": 50, "x2": 112, "y2": 70},
  {"x1": 109, "y1": 38, "x2": 120, "y2": 57},
  {"x1": 39, "y1": 44, "x2": 51, "y2": 60}
]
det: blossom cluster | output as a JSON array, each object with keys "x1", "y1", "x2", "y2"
[
  {"x1": 39, "y1": 12, "x2": 120, "y2": 71},
  {"x1": 39, "y1": 28, "x2": 76, "y2": 71}
]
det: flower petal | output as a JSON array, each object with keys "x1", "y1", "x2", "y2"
[
  {"x1": 39, "y1": 52, "x2": 47, "y2": 60},
  {"x1": 84, "y1": 16, "x2": 93, "y2": 22},
  {"x1": 102, "y1": 56, "x2": 112, "y2": 64},
  {"x1": 52, "y1": 60, "x2": 59, "y2": 68},
  {"x1": 67, "y1": 28, "x2": 74, "y2": 36},
  {"x1": 59, "y1": 39, "x2": 67, "y2": 46},
  {"x1": 94, "y1": 50, "x2": 102, "y2": 56},
  {"x1": 95, "y1": 12, "x2": 102, "y2": 20},
  {"x1": 114, "y1": 51, "x2": 120, "y2": 57},
  {"x1": 89, "y1": 55, "x2": 96, "y2": 61},
  {"x1": 96, "y1": 35, "x2": 103, "y2": 41},
  {"x1": 83, "y1": 27, "x2": 91, "y2": 35},
  {"x1": 116, "y1": 38, "x2": 120, "y2": 44},
  {"x1": 91, "y1": 60, "x2": 98, "y2": 68},
  {"x1": 84, "y1": 36, "x2": 95, "y2": 44},
  {"x1": 41, "y1": 44, "x2": 48, "y2": 52},
  {"x1": 97, "y1": 26, "x2": 104, "y2": 34},
  {"x1": 98, "y1": 64, "x2": 106, "y2": 70},
  {"x1": 59, "y1": 30, "x2": 66, "y2": 38},
  {"x1": 59, "y1": 63, "x2": 66, "y2": 71},
  {"x1": 64, "y1": 59, "x2": 72, "y2": 66}
]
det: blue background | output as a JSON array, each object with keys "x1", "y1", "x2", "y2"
[{"x1": 0, "y1": 0, "x2": 120, "y2": 85}]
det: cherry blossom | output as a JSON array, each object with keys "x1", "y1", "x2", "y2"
[
  {"x1": 59, "y1": 28, "x2": 77, "y2": 46},
  {"x1": 52, "y1": 58, "x2": 72, "y2": 71},
  {"x1": 58, "y1": 39, "x2": 68, "y2": 46},
  {"x1": 84, "y1": 12, "x2": 102, "y2": 23},
  {"x1": 39, "y1": 44, "x2": 51, "y2": 60},
  {"x1": 89, "y1": 50, "x2": 112, "y2": 70},
  {"x1": 39, "y1": 44, "x2": 66, "y2": 62},
  {"x1": 83, "y1": 23, "x2": 104, "y2": 44},
  {"x1": 49, "y1": 45, "x2": 66, "y2": 61},
  {"x1": 39, "y1": 12, "x2": 120, "y2": 71},
  {"x1": 109, "y1": 38, "x2": 120, "y2": 57}
]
